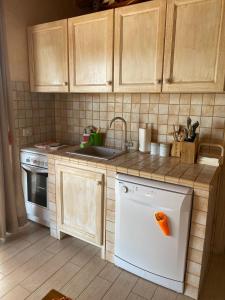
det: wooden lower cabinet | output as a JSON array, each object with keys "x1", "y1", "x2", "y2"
[{"x1": 55, "y1": 163, "x2": 104, "y2": 246}]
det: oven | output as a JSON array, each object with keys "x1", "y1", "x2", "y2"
[{"x1": 20, "y1": 149, "x2": 50, "y2": 227}]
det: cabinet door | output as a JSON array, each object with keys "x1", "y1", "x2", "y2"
[
  {"x1": 28, "y1": 20, "x2": 69, "y2": 92},
  {"x1": 68, "y1": 11, "x2": 113, "y2": 93},
  {"x1": 56, "y1": 165, "x2": 104, "y2": 245},
  {"x1": 163, "y1": 0, "x2": 225, "y2": 92},
  {"x1": 114, "y1": 0, "x2": 166, "y2": 93}
]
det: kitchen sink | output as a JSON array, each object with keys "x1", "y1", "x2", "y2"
[{"x1": 67, "y1": 146, "x2": 126, "y2": 160}]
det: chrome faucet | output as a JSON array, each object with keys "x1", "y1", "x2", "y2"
[{"x1": 110, "y1": 116, "x2": 132, "y2": 151}]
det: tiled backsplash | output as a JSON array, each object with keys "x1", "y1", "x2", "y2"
[
  {"x1": 55, "y1": 92, "x2": 225, "y2": 149},
  {"x1": 12, "y1": 81, "x2": 225, "y2": 149},
  {"x1": 11, "y1": 81, "x2": 55, "y2": 147}
]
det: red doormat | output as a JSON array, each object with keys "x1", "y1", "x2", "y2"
[{"x1": 42, "y1": 289, "x2": 72, "y2": 300}]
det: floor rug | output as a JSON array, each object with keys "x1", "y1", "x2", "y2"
[{"x1": 42, "y1": 289, "x2": 72, "y2": 300}]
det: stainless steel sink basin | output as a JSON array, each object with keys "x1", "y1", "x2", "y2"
[{"x1": 67, "y1": 146, "x2": 126, "y2": 160}]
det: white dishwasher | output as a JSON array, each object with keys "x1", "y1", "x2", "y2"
[{"x1": 115, "y1": 174, "x2": 193, "y2": 293}]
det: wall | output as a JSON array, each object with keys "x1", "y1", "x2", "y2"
[
  {"x1": 2, "y1": 0, "x2": 76, "y2": 146},
  {"x1": 2, "y1": 0, "x2": 76, "y2": 82},
  {"x1": 55, "y1": 92, "x2": 225, "y2": 148},
  {"x1": 12, "y1": 81, "x2": 55, "y2": 147}
]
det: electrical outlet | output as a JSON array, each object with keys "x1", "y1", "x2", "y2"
[{"x1": 23, "y1": 127, "x2": 33, "y2": 137}]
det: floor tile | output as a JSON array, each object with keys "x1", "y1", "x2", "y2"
[
  {"x1": 127, "y1": 293, "x2": 147, "y2": 300},
  {"x1": 132, "y1": 278, "x2": 157, "y2": 300},
  {"x1": 102, "y1": 270, "x2": 138, "y2": 300},
  {"x1": 0, "y1": 285, "x2": 30, "y2": 300},
  {"x1": 26, "y1": 262, "x2": 80, "y2": 300},
  {"x1": 0, "y1": 235, "x2": 55, "y2": 275},
  {"x1": 152, "y1": 286, "x2": 177, "y2": 300},
  {"x1": 62, "y1": 255, "x2": 107, "y2": 299},
  {"x1": 99, "y1": 262, "x2": 121, "y2": 283},
  {"x1": 77, "y1": 276, "x2": 111, "y2": 300},
  {"x1": 20, "y1": 240, "x2": 85, "y2": 292}
]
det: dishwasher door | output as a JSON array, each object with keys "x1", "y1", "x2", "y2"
[{"x1": 115, "y1": 175, "x2": 192, "y2": 292}]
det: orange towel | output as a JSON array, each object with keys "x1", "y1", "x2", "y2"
[{"x1": 155, "y1": 212, "x2": 170, "y2": 236}]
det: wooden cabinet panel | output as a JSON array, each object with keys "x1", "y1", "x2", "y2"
[
  {"x1": 163, "y1": 0, "x2": 225, "y2": 92},
  {"x1": 56, "y1": 164, "x2": 103, "y2": 246},
  {"x1": 68, "y1": 10, "x2": 113, "y2": 92},
  {"x1": 28, "y1": 20, "x2": 69, "y2": 92},
  {"x1": 114, "y1": 0, "x2": 166, "y2": 93}
]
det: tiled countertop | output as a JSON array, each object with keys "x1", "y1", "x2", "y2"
[{"x1": 48, "y1": 146, "x2": 220, "y2": 191}]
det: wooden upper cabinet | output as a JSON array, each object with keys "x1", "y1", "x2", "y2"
[
  {"x1": 68, "y1": 10, "x2": 113, "y2": 93},
  {"x1": 163, "y1": 0, "x2": 225, "y2": 92},
  {"x1": 28, "y1": 20, "x2": 69, "y2": 93},
  {"x1": 114, "y1": 0, "x2": 166, "y2": 93}
]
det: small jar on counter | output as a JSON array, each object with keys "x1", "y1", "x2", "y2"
[{"x1": 150, "y1": 142, "x2": 159, "y2": 155}]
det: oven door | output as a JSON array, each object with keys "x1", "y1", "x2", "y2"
[{"x1": 21, "y1": 163, "x2": 49, "y2": 227}]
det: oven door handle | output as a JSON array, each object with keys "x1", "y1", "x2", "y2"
[{"x1": 21, "y1": 164, "x2": 48, "y2": 174}]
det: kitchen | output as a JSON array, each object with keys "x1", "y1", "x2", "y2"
[{"x1": 0, "y1": 0, "x2": 225, "y2": 299}]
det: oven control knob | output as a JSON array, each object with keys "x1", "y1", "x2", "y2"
[
  {"x1": 122, "y1": 186, "x2": 128, "y2": 193},
  {"x1": 33, "y1": 160, "x2": 37, "y2": 164}
]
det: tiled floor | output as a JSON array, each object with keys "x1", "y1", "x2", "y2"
[{"x1": 0, "y1": 223, "x2": 224, "y2": 300}]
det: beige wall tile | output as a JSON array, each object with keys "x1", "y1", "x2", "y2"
[
  {"x1": 215, "y1": 94, "x2": 225, "y2": 105},
  {"x1": 202, "y1": 94, "x2": 215, "y2": 105},
  {"x1": 13, "y1": 81, "x2": 225, "y2": 158},
  {"x1": 169, "y1": 104, "x2": 179, "y2": 115},
  {"x1": 212, "y1": 117, "x2": 225, "y2": 129},
  {"x1": 201, "y1": 105, "x2": 213, "y2": 117},
  {"x1": 169, "y1": 94, "x2": 180, "y2": 104},
  {"x1": 190, "y1": 105, "x2": 202, "y2": 116},
  {"x1": 214, "y1": 105, "x2": 225, "y2": 117},
  {"x1": 191, "y1": 94, "x2": 203, "y2": 105},
  {"x1": 158, "y1": 104, "x2": 168, "y2": 114},
  {"x1": 180, "y1": 94, "x2": 191, "y2": 105},
  {"x1": 200, "y1": 116, "x2": 212, "y2": 128},
  {"x1": 179, "y1": 105, "x2": 190, "y2": 116}
]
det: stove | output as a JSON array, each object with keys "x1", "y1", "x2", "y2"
[{"x1": 20, "y1": 147, "x2": 49, "y2": 227}]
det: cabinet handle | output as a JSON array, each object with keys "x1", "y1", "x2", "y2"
[
  {"x1": 155, "y1": 79, "x2": 162, "y2": 84},
  {"x1": 164, "y1": 78, "x2": 172, "y2": 84},
  {"x1": 106, "y1": 81, "x2": 112, "y2": 86},
  {"x1": 97, "y1": 181, "x2": 102, "y2": 186},
  {"x1": 63, "y1": 82, "x2": 68, "y2": 86}
]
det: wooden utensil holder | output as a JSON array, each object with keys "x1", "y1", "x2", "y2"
[{"x1": 171, "y1": 134, "x2": 199, "y2": 164}]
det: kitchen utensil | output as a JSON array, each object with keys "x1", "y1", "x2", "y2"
[
  {"x1": 184, "y1": 117, "x2": 199, "y2": 142},
  {"x1": 187, "y1": 117, "x2": 192, "y2": 139},
  {"x1": 173, "y1": 124, "x2": 180, "y2": 142},
  {"x1": 191, "y1": 121, "x2": 199, "y2": 138}
]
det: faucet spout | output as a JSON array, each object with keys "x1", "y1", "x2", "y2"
[{"x1": 109, "y1": 117, "x2": 128, "y2": 151}]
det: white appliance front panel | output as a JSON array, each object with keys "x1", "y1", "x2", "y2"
[{"x1": 115, "y1": 179, "x2": 192, "y2": 283}]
